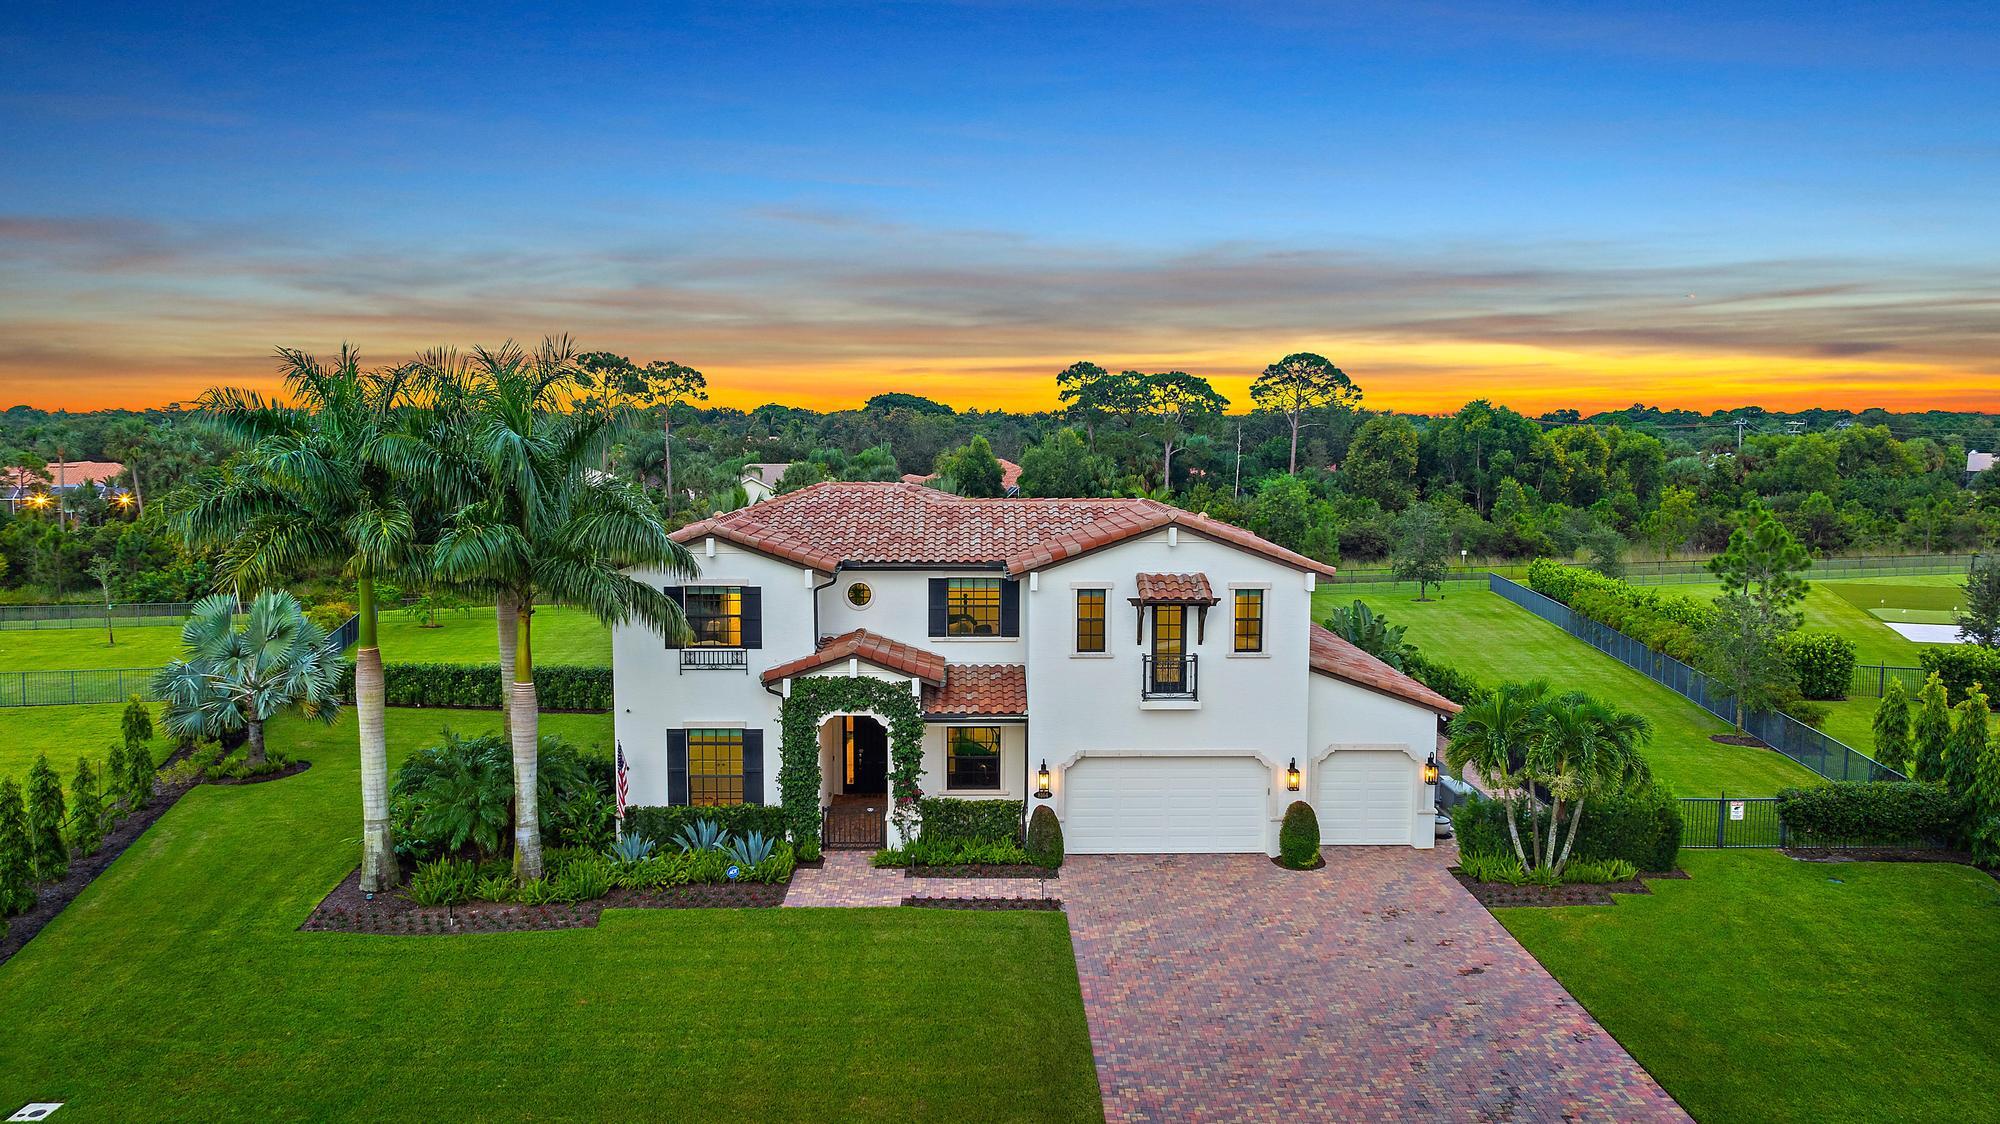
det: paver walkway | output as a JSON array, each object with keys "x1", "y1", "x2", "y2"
[
  {"x1": 1061, "y1": 848, "x2": 1688, "y2": 1123},
  {"x1": 783, "y1": 850, "x2": 1055, "y2": 906}
]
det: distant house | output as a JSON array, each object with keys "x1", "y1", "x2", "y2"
[
  {"x1": 3, "y1": 460, "x2": 125, "y2": 513},
  {"x1": 902, "y1": 458, "x2": 1024, "y2": 497},
  {"x1": 1969, "y1": 450, "x2": 1996, "y2": 481},
  {"x1": 740, "y1": 463, "x2": 792, "y2": 504}
]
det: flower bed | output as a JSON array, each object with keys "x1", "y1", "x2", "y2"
[
  {"x1": 1453, "y1": 868, "x2": 1687, "y2": 908},
  {"x1": 301, "y1": 866, "x2": 787, "y2": 934}
]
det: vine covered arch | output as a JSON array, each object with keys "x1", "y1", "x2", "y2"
[{"x1": 778, "y1": 675, "x2": 927, "y2": 850}]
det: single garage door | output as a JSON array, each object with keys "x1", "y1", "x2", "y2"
[
  {"x1": 1316, "y1": 751, "x2": 1415, "y2": 845},
  {"x1": 1064, "y1": 755, "x2": 1268, "y2": 854}
]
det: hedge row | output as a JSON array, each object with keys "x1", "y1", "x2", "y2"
[
  {"x1": 338, "y1": 662, "x2": 613, "y2": 711},
  {"x1": 916, "y1": 797, "x2": 1025, "y2": 844},
  {"x1": 1452, "y1": 785, "x2": 1682, "y2": 873},
  {"x1": 1775, "y1": 782, "x2": 1968, "y2": 846},
  {"x1": 1786, "y1": 632, "x2": 1858, "y2": 701},
  {"x1": 1919, "y1": 646, "x2": 2000, "y2": 708},
  {"x1": 1405, "y1": 652, "x2": 1491, "y2": 707},
  {"x1": 623, "y1": 804, "x2": 789, "y2": 846}
]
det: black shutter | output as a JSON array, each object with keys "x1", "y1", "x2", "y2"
[
  {"x1": 741, "y1": 729, "x2": 765, "y2": 805},
  {"x1": 928, "y1": 578, "x2": 948, "y2": 636},
  {"x1": 666, "y1": 729, "x2": 689, "y2": 805},
  {"x1": 663, "y1": 587, "x2": 686, "y2": 648},
  {"x1": 1000, "y1": 578, "x2": 1021, "y2": 637},
  {"x1": 740, "y1": 587, "x2": 762, "y2": 649}
]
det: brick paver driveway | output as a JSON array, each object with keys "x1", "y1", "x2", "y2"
[{"x1": 1061, "y1": 849, "x2": 1686, "y2": 1123}]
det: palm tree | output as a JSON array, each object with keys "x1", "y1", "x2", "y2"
[
  {"x1": 1444, "y1": 680, "x2": 1549, "y2": 869},
  {"x1": 430, "y1": 339, "x2": 696, "y2": 880},
  {"x1": 166, "y1": 346, "x2": 433, "y2": 891},
  {"x1": 1529, "y1": 693, "x2": 1652, "y2": 873},
  {"x1": 153, "y1": 591, "x2": 343, "y2": 765}
]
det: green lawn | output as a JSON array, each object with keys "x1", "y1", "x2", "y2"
[
  {"x1": 1652, "y1": 578, "x2": 1930, "y2": 668},
  {"x1": 0, "y1": 604, "x2": 612, "y2": 673},
  {"x1": 0, "y1": 704, "x2": 173, "y2": 791},
  {"x1": 1500, "y1": 851, "x2": 2000, "y2": 1124},
  {"x1": 1319, "y1": 586, "x2": 1820, "y2": 796},
  {"x1": 0, "y1": 707, "x2": 1101, "y2": 1122}
]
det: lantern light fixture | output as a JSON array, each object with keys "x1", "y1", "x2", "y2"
[
  {"x1": 1285, "y1": 758, "x2": 1301, "y2": 791},
  {"x1": 1034, "y1": 760, "x2": 1051, "y2": 799},
  {"x1": 1422, "y1": 754, "x2": 1440, "y2": 786}
]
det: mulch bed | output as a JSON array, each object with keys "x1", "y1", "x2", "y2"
[
  {"x1": 1453, "y1": 868, "x2": 1688, "y2": 908},
  {"x1": 1709, "y1": 733, "x2": 1770, "y2": 747},
  {"x1": 0, "y1": 743, "x2": 200, "y2": 968},
  {"x1": 299, "y1": 867, "x2": 790, "y2": 935},
  {"x1": 903, "y1": 896, "x2": 1063, "y2": 911},
  {"x1": 203, "y1": 759, "x2": 312, "y2": 786},
  {"x1": 904, "y1": 864, "x2": 1058, "y2": 879},
  {"x1": 1270, "y1": 855, "x2": 1326, "y2": 871}
]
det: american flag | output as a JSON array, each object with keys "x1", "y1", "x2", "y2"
[{"x1": 615, "y1": 742, "x2": 629, "y2": 823}]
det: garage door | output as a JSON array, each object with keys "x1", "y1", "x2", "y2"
[
  {"x1": 1315, "y1": 751, "x2": 1415, "y2": 845},
  {"x1": 1064, "y1": 755, "x2": 1268, "y2": 854}
]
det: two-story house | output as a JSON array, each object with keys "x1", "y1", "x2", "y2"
[{"x1": 611, "y1": 481, "x2": 1457, "y2": 856}]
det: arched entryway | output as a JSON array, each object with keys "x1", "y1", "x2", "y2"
[{"x1": 823, "y1": 714, "x2": 890, "y2": 848}]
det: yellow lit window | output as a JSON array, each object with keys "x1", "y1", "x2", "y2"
[
  {"x1": 688, "y1": 729, "x2": 744, "y2": 806},
  {"x1": 686, "y1": 586, "x2": 743, "y2": 646},
  {"x1": 1233, "y1": 589, "x2": 1264, "y2": 653},
  {"x1": 1075, "y1": 589, "x2": 1106, "y2": 652}
]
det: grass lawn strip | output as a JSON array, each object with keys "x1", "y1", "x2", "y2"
[
  {"x1": 0, "y1": 707, "x2": 1101, "y2": 1122},
  {"x1": 1499, "y1": 850, "x2": 2000, "y2": 1124},
  {"x1": 1318, "y1": 586, "x2": 1819, "y2": 795}
]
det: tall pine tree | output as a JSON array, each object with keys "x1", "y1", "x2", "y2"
[
  {"x1": 1872, "y1": 677, "x2": 1913, "y2": 775},
  {"x1": 69, "y1": 757, "x2": 105, "y2": 857},
  {"x1": 0, "y1": 779, "x2": 34, "y2": 917},
  {"x1": 24, "y1": 754, "x2": 68, "y2": 883},
  {"x1": 1912, "y1": 674, "x2": 1955, "y2": 783},
  {"x1": 1943, "y1": 685, "x2": 1991, "y2": 800}
]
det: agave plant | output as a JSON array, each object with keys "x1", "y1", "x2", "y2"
[
  {"x1": 726, "y1": 830, "x2": 775, "y2": 867},
  {"x1": 609, "y1": 834, "x2": 656, "y2": 864},
  {"x1": 674, "y1": 818, "x2": 728, "y2": 853}
]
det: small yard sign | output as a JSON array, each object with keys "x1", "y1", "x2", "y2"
[
  {"x1": 8, "y1": 1105, "x2": 62, "y2": 1122},
  {"x1": 1729, "y1": 800, "x2": 1746, "y2": 821}
]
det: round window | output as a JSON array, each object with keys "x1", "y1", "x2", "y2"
[{"x1": 845, "y1": 582, "x2": 873, "y2": 608}]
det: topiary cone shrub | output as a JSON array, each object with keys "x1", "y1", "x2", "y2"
[
  {"x1": 1025, "y1": 805, "x2": 1064, "y2": 869},
  {"x1": 1279, "y1": 800, "x2": 1322, "y2": 869}
]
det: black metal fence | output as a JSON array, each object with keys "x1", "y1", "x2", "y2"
[
  {"x1": 327, "y1": 613, "x2": 360, "y2": 652},
  {"x1": 1490, "y1": 574, "x2": 1903, "y2": 784},
  {"x1": 1326, "y1": 552, "x2": 1971, "y2": 588},
  {"x1": 0, "y1": 667, "x2": 164, "y2": 707},
  {"x1": 1678, "y1": 796, "x2": 1952, "y2": 850},
  {"x1": 0, "y1": 601, "x2": 196, "y2": 630},
  {"x1": 1847, "y1": 663, "x2": 1928, "y2": 700}
]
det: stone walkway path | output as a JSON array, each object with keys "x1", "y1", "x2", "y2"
[{"x1": 782, "y1": 850, "x2": 1057, "y2": 907}]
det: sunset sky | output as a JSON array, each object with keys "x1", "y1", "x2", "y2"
[{"x1": 3, "y1": 2, "x2": 1997, "y2": 415}]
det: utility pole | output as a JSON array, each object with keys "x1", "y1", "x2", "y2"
[{"x1": 1734, "y1": 417, "x2": 1748, "y2": 450}]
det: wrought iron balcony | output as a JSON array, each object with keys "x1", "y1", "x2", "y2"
[
  {"x1": 1141, "y1": 653, "x2": 1198, "y2": 700},
  {"x1": 678, "y1": 647, "x2": 749, "y2": 673}
]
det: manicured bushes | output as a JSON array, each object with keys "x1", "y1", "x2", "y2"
[
  {"x1": 390, "y1": 730, "x2": 616, "y2": 862},
  {"x1": 623, "y1": 804, "x2": 788, "y2": 850},
  {"x1": 339, "y1": 662, "x2": 614, "y2": 711},
  {"x1": 68, "y1": 757, "x2": 105, "y2": 857},
  {"x1": 1919, "y1": 646, "x2": 2000, "y2": 707},
  {"x1": 1024, "y1": 805, "x2": 1064, "y2": 870},
  {"x1": 1775, "y1": 782, "x2": 1968, "y2": 846},
  {"x1": 1404, "y1": 653, "x2": 1491, "y2": 707},
  {"x1": 24, "y1": 755, "x2": 68, "y2": 882},
  {"x1": 1278, "y1": 801, "x2": 1320, "y2": 869},
  {"x1": 916, "y1": 797, "x2": 1024, "y2": 844},
  {"x1": 1527, "y1": 560, "x2": 1714, "y2": 663},
  {"x1": 1786, "y1": 632, "x2": 1857, "y2": 700},
  {"x1": 875, "y1": 838, "x2": 1036, "y2": 867},
  {"x1": 1452, "y1": 785, "x2": 1682, "y2": 872}
]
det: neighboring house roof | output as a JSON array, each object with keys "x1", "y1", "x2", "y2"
[
  {"x1": 1308, "y1": 623, "x2": 1461, "y2": 715},
  {"x1": 1970, "y1": 451, "x2": 1996, "y2": 474},
  {"x1": 673, "y1": 481, "x2": 1338, "y2": 578},
  {"x1": 740, "y1": 462, "x2": 792, "y2": 487},
  {"x1": 1131, "y1": 572, "x2": 1217, "y2": 604},
  {"x1": 922, "y1": 664, "x2": 1028, "y2": 718},
  {"x1": 760, "y1": 627, "x2": 948, "y2": 686},
  {"x1": 901, "y1": 458, "x2": 1023, "y2": 493},
  {"x1": 2, "y1": 460, "x2": 124, "y2": 493}
]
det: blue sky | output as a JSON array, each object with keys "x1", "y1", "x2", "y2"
[{"x1": 3, "y1": 1, "x2": 1997, "y2": 411}]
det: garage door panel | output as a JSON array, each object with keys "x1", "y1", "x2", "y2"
[
  {"x1": 1316, "y1": 751, "x2": 1415, "y2": 846},
  {"x1": 1065, "y1": 756, "x2": 1267, "y2": 854}
]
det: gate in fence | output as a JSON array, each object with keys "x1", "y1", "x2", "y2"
[
  {"x1": 1678, "y1": 796, "x2": 1952, "y2": 851},
  {"x1": 1489, "y1": 574, "x2": 1903, "y2": 784}
]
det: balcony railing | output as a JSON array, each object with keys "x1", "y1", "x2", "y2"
[
  {"x1": 1141, "y1": 653, "x2": 1198, "y2": 700},
  {"x1": 678, "y1": 647, "x2": 749, "y2": 673}
]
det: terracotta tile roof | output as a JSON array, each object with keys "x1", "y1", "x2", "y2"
[
  {"x1": 901, "y1": 458, "x2": 1023, "y2": 491},
  {"x1": 1132, "y1": 573, "x2": 1217, "y2": 604},
  {"x1": 2, "y1": 460, "x2": 125, "y2": 491},
  {"x1": 674, "y1": 481, "x2": 1337, "y2": 578},
  {"x1": 1308, "y1": 623, "x2": 1460, "y2": 715},
  {"x1": 923, "y1": 664, "x2": 1028, "y2": 717},
  {"x1": 760, "y1": 628, "x2": 948, "y2": 686}
]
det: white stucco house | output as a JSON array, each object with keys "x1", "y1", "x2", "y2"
[
  {"x1": 612, "y1": 481, "x2": 1457, "y2": 855},
  {"x1": 738, "y1": 462, "x2": 792, "y2": 504}
]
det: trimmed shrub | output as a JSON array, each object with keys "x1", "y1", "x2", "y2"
[
  {"x1": 1528, "y1": 561, "x2": 1714, "y2": 664},
  {"x1": 120, "y1": 695, "x2": 154, "y2": 751},
  {"x1": 1920, "y1": 646, "x2": 2000, "y2": 707},
  {"x1": 0, "y1": 779, "x2": 34, "y2": 917},
  {"x1": 1453, "y1": 786, "x2": 1681, "y2": 872},
  {"x1": 900, "y1": 838, "x2": 1035, "y2": 867},
  {"x1": 1025, "y1": 805, "x2": 1064, "y2": 870},
  {"x1": 125, "y1": 738, "x2": 155, "y2": 811},
  {"x1": 916, "y1": 797, "x2": 1024, "y2": 845},
  {"x1": 623, "y1": 804, "x2": 788, "y2": 850},
  {"x1": 345, "y1": 662, "x2": 614, "y2": 711},
  {"x1": 23, "y1": 755, "x2": 68, "y2": 882},
  {"x1": 1278, "y1": 801, "x2": 1320, "y2": 869},
  {"x1": 1787, "y1": 632, "x2": 1857, "y2": 700},
  {"x1": 104, "y1": 741, "x2": 130, "y2": 815},
  {"x1": 68, "y1": 757, "x2": 105, "y2": 857},
  {"x1": 1775, "y1": 782, "x2": 1968, "y2": 847},
  {"x1": 1404, "y1": 653, "x2": 1491, "y2": 708}
]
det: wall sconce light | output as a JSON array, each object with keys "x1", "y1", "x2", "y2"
[
  {"x1": 1285, "y1": 758, "x2": 1301, "y2": 791},
  {"x1": 1423, "y1": 754, "x2": 1440, "y2": 786},
  {"x1": 1034, "y1": 760, "x2": 1051, "y2": 799}
]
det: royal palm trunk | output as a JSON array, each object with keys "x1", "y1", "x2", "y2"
[
  {"x1": 510, "y1": 603, "x2": 544, "y2": 881},
  {"x1": 355, "y1": 574, "x2": 398, "y2": 891},
  {"x1": 495, "y1": 593, "x2": 518, "y2": 738}
]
